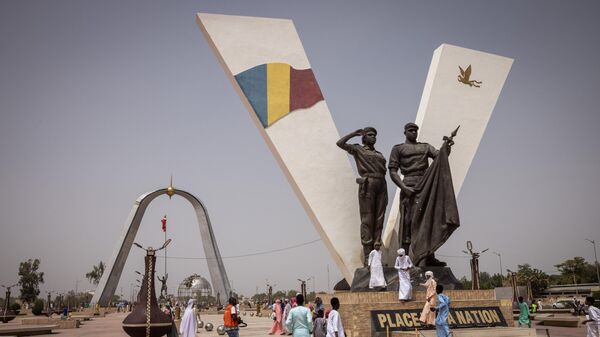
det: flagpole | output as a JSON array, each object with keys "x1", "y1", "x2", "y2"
[
  {"x1": 164, "y1": 216, "x2": 167, "y2": 278},
  {"x1": 161, "y1": 215, "x2": 168, "y2": 298}
]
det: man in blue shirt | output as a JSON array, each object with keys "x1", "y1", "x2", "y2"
[
  {"x1": 285, "y1": 294, "x2": 312, "y2": 337},
  {"x1": 431, "y1": 284, "x2": 452, "y2": 337}
]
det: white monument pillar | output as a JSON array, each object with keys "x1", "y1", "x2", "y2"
[{"x1": 382, "y1": 44, "x2": 513, "y2": 255}]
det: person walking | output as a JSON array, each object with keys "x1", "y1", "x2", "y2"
[
  {"x1": 223, "y1": 297, "x2": 240, "y2": 337},
  {"x1": 164, "y1": 302, "x2": 179, "y2": 337},
  {"x1": 326, "y1": 297, "x2": 344, "y2": 337},
  {"x1": 394, "y1": 248, "x2": 413, "y2": 301},
  {"x1": 419, "y1": 271, "x2": 436, "y2": 326},
  {"x1": 180, "y1": 299, "x2": 197, "y2": 337},
  {"x1": 431, "y1": 285, "x2": 451, "y2": 337},
  {"x1": 269, "y1": 299, "x2": 284, "y2": 335},
  {"x1": 583, "y1": 296, "x2": 599, "y2": 337},
  {"x1": 281, "y1": 298, "x2": 292, "y2": 335},
  {"x1": 285, "y1": 295, "x2": 312, "y2": 337},
  {"x1": 517, "y1": 296, "x2": 531, "y2": 328}
]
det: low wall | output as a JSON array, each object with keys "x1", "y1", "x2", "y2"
[
  {"x1": 21, "y1": 317, "x2": 80, "y2": 329},
  {"x1": 320, "y1": 290, "x2": 513, "y2": 337}
]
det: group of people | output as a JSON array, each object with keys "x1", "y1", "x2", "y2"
[
  {"x1": 266, "y1": 295, "x2": 345, "y2": 337},
  {"x1": 518, "y1": 296, "x2": 600, "y2": 337}
]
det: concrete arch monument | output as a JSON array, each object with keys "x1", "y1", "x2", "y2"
[{"x1": 91, "y1": 188, "x2": 231, "y2": 306}]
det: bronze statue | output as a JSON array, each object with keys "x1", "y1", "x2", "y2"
[
  {"x1": 337, "y1": 127, "x2": 388, "y2": 264},
  {"x1": 157, "y1": 274, "x2": 168, "y2": 299},
  {"x1": 389, "y1": 123, "x2": 460, "y2": 267}
]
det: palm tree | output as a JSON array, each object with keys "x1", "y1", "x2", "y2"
[{"x1": 86, "y1": 261, "x2": 105, "y2": 286}]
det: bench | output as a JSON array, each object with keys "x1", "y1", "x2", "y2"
[
  {"x1": 537, "y1": 317, "x2": 581, "y2": 327},
  {"x1": 70, "y1": 315, "x2": 91, "y2": 321},
  {"x1": 0, "y1": 324, "x2": 58, "y2": 336}
]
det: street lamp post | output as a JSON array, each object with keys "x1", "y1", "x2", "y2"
[
  {"x1": 311, "y1": 276, "x2": 315, "y2": 301},
  {"x1": 266, "y1": 281, "x2": 275, "y2": 306},
  {"x1": 493, "y1": 252, "x2": 503, "y2": 277},
  {"x1": 586, "y1": 239, "x2": 600, "y2": 285},
  {"x1": 507, "y1": 269, "x2": 518, "y2": 303},
  {"x1": 47, "y1": 292, "x2": 52, "y2": 316},
  {"x1": 297, "y1": 278, "x2": 309, "y2": 301}
]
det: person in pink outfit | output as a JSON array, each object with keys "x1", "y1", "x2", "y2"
[
  {"x1": 269, "y1": 299, "x2": 283, "y2": 335},
  {"x1": 419, "y1": 271, "x2": 437, "y2": 326}
]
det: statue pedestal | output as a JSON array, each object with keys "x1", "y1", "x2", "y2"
[
  {"x1": 320, "y1": 290, "x2": 514, "y2": 337},
  {"x1": 411, "y1": 266, "x2": 463, "y2": 290},
  {"x1": 346, "y1": 266, "x2": 463, "y2": 292},
  {"x1": 349, "y1": 267, "x2": 398, "y2": 291}
]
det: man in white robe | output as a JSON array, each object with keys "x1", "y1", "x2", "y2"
[
  {"x1": 368, "y1": 241, "x2": 386, "y2": 289},
  {"x1": 584, "y1": 296, "x2": 600, "y2": 337},
  {"x1": 394, "y1": 248, "x2": 413, "y2": 301},
  {"x1": 180, "y1": 299, "x2": 198, "y2": 337}
]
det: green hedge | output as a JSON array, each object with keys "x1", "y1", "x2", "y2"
[
  {"x1": 32, "y1": 299, "x2": 44, "y2": 316},
  {"x1": 10, "y1": 302, "x2": 21, "y2": 311}
]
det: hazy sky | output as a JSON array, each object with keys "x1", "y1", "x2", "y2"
[{"x1": 1, "y1": 0, "x2": 599, "y2": 299}]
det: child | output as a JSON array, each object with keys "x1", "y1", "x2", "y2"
[
  {"x1": 431, "y1": 285, "x2": 451, "y2": 337},
  {"x1": 313, "y1": 309, "x2": 326, "y2": 337}
]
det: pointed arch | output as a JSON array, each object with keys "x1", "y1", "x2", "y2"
[{"x1": 91, "y1": 188, "x2": 231, "y2": 306}]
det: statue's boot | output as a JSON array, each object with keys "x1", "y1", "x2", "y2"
[{"x1": 418, "y1": 255, "x2": 447, "y2": 267}]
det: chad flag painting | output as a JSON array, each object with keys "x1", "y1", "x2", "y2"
[
  {"x1": 197, "y1": 13, "x2": 364, "y2": 283},
  {"x1": 235, "y1": 63, "x2": 324, "y2": 128}
]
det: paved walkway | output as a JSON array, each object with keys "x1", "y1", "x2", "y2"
[
  {"x1": 50, "y1": 312, "x2": 274, "y2": 337},
  {"x1": 1, "y1": 312, "x2": 592, "y2": 336}
]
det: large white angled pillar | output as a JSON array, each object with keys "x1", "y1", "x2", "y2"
[
  {"x1": 196, "y1": 13, "x2": 363, "y2": 282},
  {"x1": 382, "y1": 44, "x2": 513, "y2": 253}
]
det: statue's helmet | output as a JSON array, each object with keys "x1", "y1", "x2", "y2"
[{"x1": 404, "y1": 122, "x2": 419, "y2": 131}]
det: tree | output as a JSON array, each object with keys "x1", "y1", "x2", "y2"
[
  {"x1": 517, "y1": 264, "x2": 549, "y2": 296},
  {"x1": 85, "y1": 261, "x2": 105, "y2": 286},
  {"x1": 459, "y1": 276, "x2": 471, "y2": 290},
  {"x1": 251, "y1": 292, "x2": 267, "y2": 304},
  {"x1": 272, "y1": 290, "x2": 286, "y2": 300},
  {"x1": 18, "y1": 258, "x2": 44, "y2": 304},
  {"x1": 555, "y1": 257, "x2": 597, "y2": 284},
  {"x1": 479, "y1": 272, "x2": 504, "y2": 289}
]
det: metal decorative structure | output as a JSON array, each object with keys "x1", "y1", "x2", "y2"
[
  {"x1": 123, "y1": 241, "x2": 172, "y2": 337},
  {"x1": 1, "y1": 283, "x2": 18, "y2": 323},
  {"x1": 462, "y1": 241, "x2": 489, "y2": 290},
  {"x1": 91, "y1": 185, "x2": 231, "y2": 306}
]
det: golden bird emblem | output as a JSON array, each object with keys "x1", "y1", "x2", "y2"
[{"x1": 458, "y1": 65, "x2": 482, "y2": 88}]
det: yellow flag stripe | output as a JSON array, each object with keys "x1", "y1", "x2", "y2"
[{"x1": 267, "y1": 63, "x2": 290, "y2": 126}]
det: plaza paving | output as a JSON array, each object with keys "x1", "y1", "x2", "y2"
[{"x1": 0, "y1": 311, "x2": 592, "y2": 336}]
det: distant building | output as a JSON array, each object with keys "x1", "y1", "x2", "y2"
[{"x1": 541, "y1": 283, "x2": 600, "y2": 299}]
